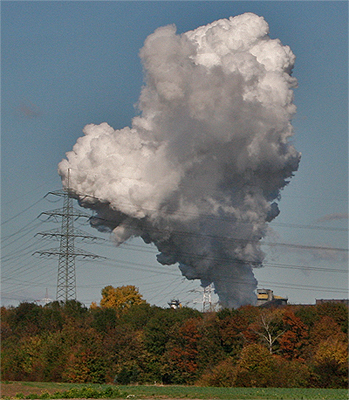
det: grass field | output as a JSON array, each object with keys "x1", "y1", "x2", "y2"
[
  {"x1": 1, "y1": 381, "x2": 348, "y2": 400},
  {"x1": 119, "y1": 384, "x2": 348, "y2": 399}
]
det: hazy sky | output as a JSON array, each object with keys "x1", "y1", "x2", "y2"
[{"x1": 2, "y1": 1, "x2": 348, "y2": 309}]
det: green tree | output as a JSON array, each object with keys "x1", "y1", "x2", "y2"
[
  {"x1": 40, "y1": 331, "x2": 70, "y2": 381},
  {"x1": 1, "y1": 334, "x2": 45, "y2": 381},
  {"x1": 142, "y1": 307, "x2": 201, "y2": 383},
  {"x1": 61, "y1": 300, "x2": 88, "y2": 321},
  {"x1": 143, "y1": 307, "x2": 200, "y2": 356},
  {"x1": 294, "y1": 305, "x2": 319, "y2": 329},
  {"x1": 91, "y1": 307, "x2": 118, "y2": 333},
  {"x1": 118, "y1": 302, "x2": 155, "y2": 330},
  {"x1": 10, "y1": 302, "x2": 43, "y2": 336},
  {"x1": 41, "y1": 303, "x2": 64, "y2": 332},
  {"x1": 235, "y1": 344, "x2": 276, "y2": 387}
]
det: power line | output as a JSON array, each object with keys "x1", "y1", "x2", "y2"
[
  {"x1": 270, "y1": 221, "x2": 347, "y2": 232},
  {"x1": 106, "y1": 241, "x2": 348, "y2": 274},
  {"x1": 2, "y1": 189, "x2": 347, "y2": 307},
  {"x1": 81, "y1": 210, "x2": 348, "y2": 254},
  {"x1": 81, "y1": 256, "x2": 348, "y2": 293},
  {"x1": 2, "y1": 191, "x2": 347, "y2": 251},
  {"x1": 67, "y1": 189, "x2": 348, "y2": 233},
  {"x1": 1, "y1": 198, "x2": 44, "y2": 225}
]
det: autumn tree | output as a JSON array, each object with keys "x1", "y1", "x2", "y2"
[
  {"x1": 61, "y1": 326, "x2": 107, "y2": 383},
  {"x1": 98, "y1": 285, "x2": 146, "y2": 315},
  {"x1": 197, "y1": 358, "x2": 237, "y2": 387},
  {"x1": 279, "y1": 309, "x2": 309, "y2": 360},
  {"x1": 102, "y1": 324, "x2": 146, "y2": 383},
  {"x1": 272, "y1": 356, "x2": 310, "y2": 388},
  {"x1": 1, "y1": 299, "x2": 347, "y2": 387},
  {"x1": 216, "y1": 308, "x2": 249, "y2": 360},
  {"x1": 245, "y1": 308, "x2": 285, "y2": 354},
  {"x1": 143, "y1": 307, "x2": 201, "y2": 383},
  {"x1": 162, "y1": 317, "x2": 202, "y2": 384},
  {"x1": 1, "y1": 335, "x2": 43, "y2": 381},
  {"x1": 316, "y1": 302, "x2": 348, "y2": 334},
  {"x1": 196, "y1": 313, "x2": 226, "y2": 372},
  {"x1": 312, "y1": 336, "x2": 348, "y2": 388},
  {"x1": 40, "y1": 331, "x2": 70, "y2": 381},
  {"x1": 0, "y1": 306, "x2": 13, "y2": 341},
  {"x1": 309, "y1": 316, "x2": 346, "y2": 350},
  {"x1": 235, "y1": 344, "x2": 276, "y2": 387}
]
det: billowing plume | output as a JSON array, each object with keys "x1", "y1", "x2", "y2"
[{"x1": 59, "y1": 13, "x2": 300, "y2": 308}]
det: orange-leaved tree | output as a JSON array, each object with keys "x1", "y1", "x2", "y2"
[
  {"x1": 162, "y1": 317, "x2": 203, "y2": 384},
  {"x1": 96, "y1": 285, "x2": 146, "y2": 316},
  {"x1": 312, "y1": 336, "x2": 348, "y2": 388},
  {"x1": 279, "y1": 309, "x2": 309, "y2": 360}
]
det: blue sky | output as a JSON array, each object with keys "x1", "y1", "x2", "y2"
[{"x1": 2, "y1": 1, "x2": 348, "y2": 308}]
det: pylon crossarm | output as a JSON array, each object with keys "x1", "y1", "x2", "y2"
[
  {"x1": 45, "y1": 189, "x2": 76, "y2": 199},
  {"x1": 33, "y1": 249, "x2": 62, "y2": 257},
  {"x1": 38, "y1": 208, "x2": 90, "y2": 220},
  {"x1": 33, "y1": 248, "x2": 106, "y2": 259},
  {"x1": 35, "y1": 228, "x2": 105, "y2": 242},
  {"x1": 73, "y1": 248, "x2": 107, "y2": 259}
]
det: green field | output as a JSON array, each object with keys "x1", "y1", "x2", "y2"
[
  {"x1": 119, "y1": 385, "x2": 348, "y2": 399},
  {"x1": 1, "y1": 382, "x2": 348, "y2": 400}
]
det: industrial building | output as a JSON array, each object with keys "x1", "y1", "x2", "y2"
[{"x1": 256, "y1": 288, "x2": 288, "y2": 308}]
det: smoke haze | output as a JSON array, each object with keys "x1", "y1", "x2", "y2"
[{"x1": 59, "y1": 13, "x2": 300, "y2": 308}]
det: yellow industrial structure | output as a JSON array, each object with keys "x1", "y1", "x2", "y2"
[{"x1": 256, "y1": 288, "x2": 288, "y2": 308}]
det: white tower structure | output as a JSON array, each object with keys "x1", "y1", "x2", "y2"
[{"x1": 202, "y1": 283, "x2": 213, "y2": 312}]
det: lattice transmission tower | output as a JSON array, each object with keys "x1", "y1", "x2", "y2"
[
  {"x1": 35, "y1": 181, "x2": 104, "y2": 302},
  {"x1": 202, "y1": 283, "x2": 213, "y2": 312},
  {"x1": 191, "y1": 283, "x2": 216, "y2": 312}
]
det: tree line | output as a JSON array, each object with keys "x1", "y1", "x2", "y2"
[{"x1": 1, "y1": 285, "x2": 348, "y2": 388}]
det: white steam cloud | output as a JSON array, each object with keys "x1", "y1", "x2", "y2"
[{"x1": 59, "y1": 13, "x2": 300, "y2": 308}]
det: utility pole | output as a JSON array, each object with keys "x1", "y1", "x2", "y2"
[{"x1": 35, "y1": 174, "x2": 104, "y2": 302}]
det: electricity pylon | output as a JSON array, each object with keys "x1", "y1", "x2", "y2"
[
  {"x1": 202, "y1": 283, "x2": 213, "y2": 312},
  {"x1": 191, "y1": 283, "x2": 216, "y2": 312},
  {"x1": 35, "y1": 184, "x2": 104, "y2": 302}
]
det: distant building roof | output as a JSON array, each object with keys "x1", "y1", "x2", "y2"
[
  {"x1": 258, "y1": 294, "x2": 269, "y2": 299},
  {"x1": 256, "y1": 288, "x2": 287, "y2": 308}
]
